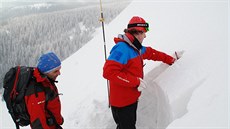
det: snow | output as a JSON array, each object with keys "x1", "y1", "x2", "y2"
[{"x1": 0, "y1": 0, "x2": 228, "y2": 129}]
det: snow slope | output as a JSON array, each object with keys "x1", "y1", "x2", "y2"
[
  {"x1": 58, "y1": 0, "x2": 228, "y2": 128},
  {"x1": 0, "y1": 0, "x2": 228, "y2": 129}
]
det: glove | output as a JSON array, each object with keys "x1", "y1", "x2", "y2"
[{"x1": 137, "y1": 78, "x2": 147, "y2": 92}]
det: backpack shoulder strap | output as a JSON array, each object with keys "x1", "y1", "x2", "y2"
[{"x1": 25, "y1": 77, "x2": 43, "y2": 97}]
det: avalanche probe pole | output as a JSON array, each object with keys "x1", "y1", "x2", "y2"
[{"x1": 99, "y1": 0, "x2": 110, "y2": 108}]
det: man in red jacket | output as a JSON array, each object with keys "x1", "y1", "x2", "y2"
[
  {"x1": 25, "y1": 52, "x2": 64, "y2": 129},
  {"x1": 103, "y1": 16, "x2": 176, "y2": 129}
]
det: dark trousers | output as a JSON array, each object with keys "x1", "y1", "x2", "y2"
[{"x1": 111, "y1": 102, "x2": 138, "y2": 129}]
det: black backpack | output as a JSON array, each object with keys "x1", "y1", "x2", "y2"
[{"x1": 3, "y1": 66, "x2": 34, "y2": 129}]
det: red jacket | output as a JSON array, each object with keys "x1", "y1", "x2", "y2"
[
  {"x1": 25, "y1": 68, "x2": 63, "y2": 129},
  {"x1": 103, "y1": 33, "x2": 175, "y2": 107}
]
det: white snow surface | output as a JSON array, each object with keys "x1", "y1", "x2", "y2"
[{"x1": 1, "y1": 0, "x2": 228, "y2": 129}]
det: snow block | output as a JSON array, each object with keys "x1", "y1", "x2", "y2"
[
  {"x1": 137, "y1": 63, "x2": 172, "y2": 129},
  {"x1": 153, "y1": 52, "x2": 207, "y2": 120},
  {"x1": 137, "y1": 52, "x2": 207, "y2": 129}
]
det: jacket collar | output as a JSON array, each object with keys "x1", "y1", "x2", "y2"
[
  {"x1": 33, "y1": 68, "x2": 47, "y2": 83},
  {"x1": 33, "y1": 68, "x2": 57, "y2": 84},
  {"x1": 114, "y1": 33, "x2": 142, "y2": 51},
  {"x1": 33, "y1": 68, "x2": 57, "y2": 89}
]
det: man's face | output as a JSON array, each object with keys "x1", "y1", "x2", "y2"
[
  {"x1": 46, "y1": 66, "x2": 61, "y2": 81},
  {"x1": 134, "y1": 31, "x2": 146, "y2": 43}
]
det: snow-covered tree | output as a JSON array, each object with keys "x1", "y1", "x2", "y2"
[{"x1": 0, "y1": 1, "x2": 130, "y2": 89}]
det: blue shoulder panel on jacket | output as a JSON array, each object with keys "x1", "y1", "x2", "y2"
[
  {"x1": 108, "y1": 42, "x2": 129, "y2": 64},
  {"x1": 108, "y1": 42, "x2": 147, "y2": 64}
]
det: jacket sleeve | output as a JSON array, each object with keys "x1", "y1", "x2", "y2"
[
  {"x1": 142, "y1": 47, "x2": 175, "y2": 65},
  {"x1": 25, "y1": 92, "x2": 50, "y2": 129},
  {"x1": 103, "y1": 43, "x2": 140, "y2": 87}
]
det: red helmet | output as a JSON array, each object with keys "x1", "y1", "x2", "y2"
[{"x1": 127, "y1": 16, "x2": 149, "y2": 32}]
